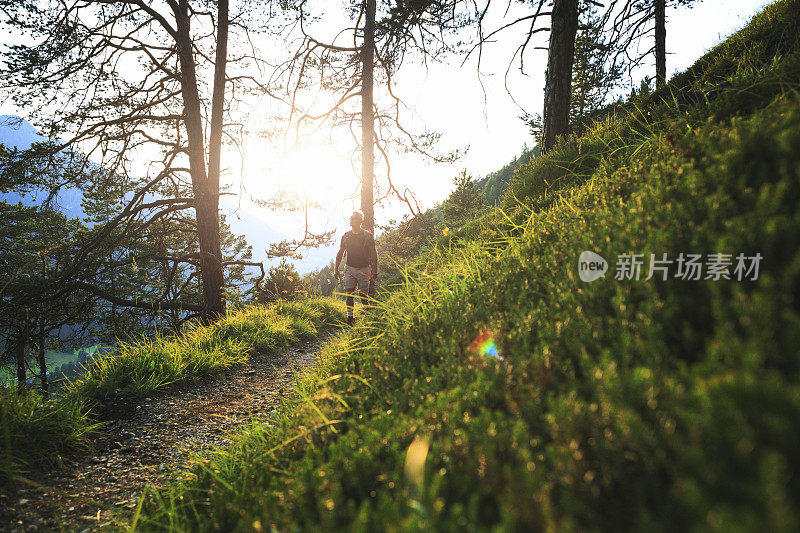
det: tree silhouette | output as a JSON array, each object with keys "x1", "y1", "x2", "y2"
[
  {"x1": 0, "y1": 0, "x2": 267, "y2": 319},
  {"x1": 605, "y1": 0, "x2": 701, "y2": 88}
]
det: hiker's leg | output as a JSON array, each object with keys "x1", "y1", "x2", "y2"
[
  {"x1": 357, "y1": 268, "x2": 371, "y2": 312},
  {"x1": 345, "y1": 288, "x2": 355, "y2": 324},
  {"x1": 359, "y1": 290, "x2": 370, "y2": 312},
  {"x1": 343, "y1": 267, "x2": 356, "y2": 325},
  {"x1": 344, "y1": 277, "x2": 358, "y2": 326}
]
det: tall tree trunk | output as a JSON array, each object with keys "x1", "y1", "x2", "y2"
[
  {"x1": 173, "y1": 0, "x2": 226, "y2": 319},
  {"x1": 38, "y1": 263, "x2": 48, "y2": 395},
  {"x1": 541, "y1": 0, "x2": 579, "y2": 153},
  {"x1": 15, "y1": 324, "x2": 28, "y2": 389},
  {"x1": 361, "y1": 0, "x2": 376, "y2": 233},
  {"x1": 38, "y1": 322, "x2": 47, "y2": 396},
  {"x1": 655, "y1": 0, "x2": 666, "y2": 88},
  {"x1": 208, "y1": 0, "x2": 228, "y2": 215},
  {"x1": 205, "y1": 0, "x2": 229, "y2": 314}
]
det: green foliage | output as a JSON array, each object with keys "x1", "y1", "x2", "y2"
[
  {"x1": 303, "y1": 262, "x2": 338, "y2": 297},
  {"x1": 439, "y1": 170, "x2": 485, "y2": 230},
  {"x1": 570, "y1": 4, "x2": 625, "y2": 131},
  {"x1": 475, "y1": 145, "x2": 538, "y2": 205},
  {"x1": 376, "y1": 171, "x2": 485, "y2": 282},
  {"x1": 1, "y1": 158, "x2": 257, "y2": 371},
  {"x1": 0, "y1": 388, "x2": 99, "y2": 484},
  {"x1": 135, "y1": 1, "x2": 800, "y2": 530},
  {"x1": 0, "y1": 201, "x2": 86, "y2": 374},
  {"x1": 255, "y1": 258, "x2": 308, "y2": 303},
  {"x1": 376, "y1": 170, "x2": 486, "y2": 281},
  {"x1": 376, "y1": 211, "x2": 441, "y2": 280}
]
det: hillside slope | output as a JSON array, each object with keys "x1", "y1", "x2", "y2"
[{"x1": 139, "y1": 2, "x2": 800, "y2": 531}]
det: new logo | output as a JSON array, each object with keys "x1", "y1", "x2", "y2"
[{"x1": 578, "y1": 251, "x2": 608, "y2": 282}]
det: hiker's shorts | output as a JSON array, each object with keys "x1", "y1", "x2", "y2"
[{"x1": 343, "y1": 265, "x2": 370, "y2": 292}]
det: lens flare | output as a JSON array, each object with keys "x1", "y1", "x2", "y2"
[{"x1": 469, "y1": 330, "x2": 504, "y2": 362}]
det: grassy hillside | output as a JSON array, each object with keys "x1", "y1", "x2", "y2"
[
  {"x1": 1, "y1": 297, "x2": 345, "y2": 484},
  {"x1": 135, "y1": 1, "x2": 800, "y2": 530}
]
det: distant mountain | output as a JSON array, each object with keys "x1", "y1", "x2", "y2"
[
  {"x1": 295, "y1": 242, "x2": 338, "y2": 274},
  {"x1": 220, "y1": 199, "x2": 287, "y2": 265},
  {"x1": 0, "y1": 115, "x2": 41, "y2": 149},
  {"x1": 225, "y1": 203, "x2": 338, "y2": 273}
]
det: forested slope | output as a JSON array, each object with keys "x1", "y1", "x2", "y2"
[
  {"x1": 129, "y1": 1, "x2": 799, "y2": 529},
  {"x1": 475, "y1": 145, "x2": 538, "y2": 205}
]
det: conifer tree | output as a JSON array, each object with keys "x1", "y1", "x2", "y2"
[{"x1": 0, "y1": 0, "x2": 264, "y2": 320}]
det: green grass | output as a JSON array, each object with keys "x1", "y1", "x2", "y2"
[
  {"x1": 68, "y1": 297, "x2": 345, "y2": 404},
  {"x1": 1, "y1": 297, "x2": 345, "y2": 485},
  {"x1": 0, "y1": 388, "x2": 100, "y2": 484},
  {"x1": 135, "y1": 1, "x2": 800, "y2": 530}
]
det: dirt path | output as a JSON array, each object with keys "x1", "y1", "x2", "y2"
[{"x1": 1, "y1": 338, "x2": 323, "y2": 532}]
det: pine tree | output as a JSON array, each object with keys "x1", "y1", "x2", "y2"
[
  {"x1": 441, "y1": 171, "x2": 485, "y2": 230},
  {"x1": 570, "y1": 5, "x2": 624, "y2": 132},
  {"x1": 0, "y1": 0, "x2": 264, "y2": 320}
]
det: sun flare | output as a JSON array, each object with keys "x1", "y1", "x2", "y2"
[{"x1": 232, "y1": 140, "x2": 359, "y2": 209}]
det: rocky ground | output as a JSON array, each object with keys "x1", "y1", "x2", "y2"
[{"x1": 1, "y1": 339, "x2": 323, "y2": 532}]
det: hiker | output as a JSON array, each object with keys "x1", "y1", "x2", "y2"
[{"x1": 334, "y1": 210, "x2": 378, "y2": 326}]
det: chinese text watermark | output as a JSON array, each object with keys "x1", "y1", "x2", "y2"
[{"x1": 578, "y1": 251, "x2": 762, "y2": 282}]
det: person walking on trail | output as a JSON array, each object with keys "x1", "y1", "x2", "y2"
[{"x1": 334, "y1": 210, "x2": 378, "y2": 326}]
